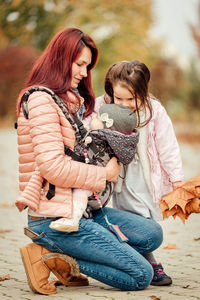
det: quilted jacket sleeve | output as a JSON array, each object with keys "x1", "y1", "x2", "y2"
[{"x1": 28, "y1": 92, "x2": 106, "y2": 192}]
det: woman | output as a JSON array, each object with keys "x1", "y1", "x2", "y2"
[{"x1": 16, "y1": 28, "x2": 163, "y2": 295}]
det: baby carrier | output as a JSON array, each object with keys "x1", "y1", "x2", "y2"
[{"x1": 19, "y1": 86, "x2": 115, "y2": 217}]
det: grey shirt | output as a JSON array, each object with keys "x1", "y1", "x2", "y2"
[{"x1": 112, "y1": 157, "x2": 162, "y2": 221}]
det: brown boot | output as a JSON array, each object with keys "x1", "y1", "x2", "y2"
[
  {"x1": 20, "y1": 243, "x2": 56, "y2": 295},
  {"x1": 42, "y1": 252, "x2": 89, "y2": 286}
]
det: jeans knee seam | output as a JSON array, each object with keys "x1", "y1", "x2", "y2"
[
  {"x1": 80, "y1": 264, "x2": 136, "y2": 290},
  {"x1": 79, "y1": 222, "x2": 151, "y2": 286}
]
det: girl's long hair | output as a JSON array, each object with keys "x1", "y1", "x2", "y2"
[
  {"x1": 104, "y1": 60, "x2": 152, "y2": 127},
  {"x1": 17, "y1": 28, "x2": 98, "y2": 117}
]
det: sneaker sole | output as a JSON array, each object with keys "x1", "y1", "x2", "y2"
[{"x1": 150, "y1": 278, "x2": 172, "y2": 286}]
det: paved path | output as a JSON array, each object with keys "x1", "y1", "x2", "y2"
[{"x1": 0, "y1": 128, "x2": 200, "y2": 300}]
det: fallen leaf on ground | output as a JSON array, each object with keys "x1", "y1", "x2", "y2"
[
  {"x1": 0, "y1": 203, "x2": 13, "y2": 208},
  {"x1": 150, "y1": 296, "x2": 161, "y2": 300},
  {"x1": 185, "y1": 254, "x2": 193, "y2": 257},
  {"x1": 183, "y1": 285, "x2": 190, "y2": 288},
  {"x1": 163, "y1": 243, "x2": 178, "y2": 250},
  {"x1": 0, "y1": 229, "x2": 13, "y2": 234},
  {"x1": 194, "y1": 237, "x2": 200, "y2": 241},
  {"x1": 0, "y1": 274, "x2": 10, "y2": 281}
]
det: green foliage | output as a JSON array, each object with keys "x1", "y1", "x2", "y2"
[
  {"x1": 1, "y1": 0, "x2": 199, "y2": 124},
  {"x1": 0, "y1": 0, "x2": 73, "y2": 50},
  {"x1": 0, "y1": 0, "x2": 160, "y2": 95},
  {"x1": 0, "y1": 0, "x2": 162, "y2": 122},
  {"x1": 66, "y1": 0, "x2": 160, "y2": 95}
]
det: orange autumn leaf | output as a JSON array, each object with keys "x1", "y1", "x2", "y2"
[
  {"x1": 185, "y1": 198, "x2": 200, "y2": 214},
  {"x1": 0, "y1": 203, "x2": 13, "y2": 208},
  {"x1": 0, "y1": 229, "x2": 13, "y2": 234},
  {"x1": 150, "y1": 296, "x2": 161, "y2": 300},
  {"x1": 163, "y1": 243, "x2": 178, "y2": 250},
  {"x1": 183, "y1": 285, "x2": 190, "y2": 288},
  {"x1": 160, "y1": 174, "x2": 200, "y2": 223},
  {"x1": 0, "y1": 274, "x2": 10, "y2": 281}
]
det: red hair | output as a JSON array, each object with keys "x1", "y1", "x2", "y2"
[{"x1": 17, "y1": 28, "x2": 98, "y2": 117}]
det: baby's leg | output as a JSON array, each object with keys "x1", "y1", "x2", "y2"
[{"x1": 49, "y1": 189, "x2": 91, "y2": 232}]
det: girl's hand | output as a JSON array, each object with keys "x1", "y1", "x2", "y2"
[
  {"x1": 172, "y1": 181, "x2": 183, "y2": 190},
  {"x1": 105, "y1": 157, "x2": 120, "y2": 182}
]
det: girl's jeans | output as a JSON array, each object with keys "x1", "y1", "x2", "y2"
[{"x1": 28, "y1": 207, "x2": 163, "y2": 291}]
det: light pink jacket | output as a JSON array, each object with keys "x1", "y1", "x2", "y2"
[
  {"x1": 145, "y1": 98, "x2": 184, "y2": 204},
  {"x1": 95, "y1": 95, "x2": 184, "y2": 205},
  {"x1": 15, "y1": 91, "x2": 106, "y2": 217}
]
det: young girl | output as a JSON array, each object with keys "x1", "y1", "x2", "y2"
[{"x1": 96, "y1": 60, "x2": 184, "y2": 286}]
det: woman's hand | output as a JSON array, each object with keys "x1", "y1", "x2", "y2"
[{"x1": 105, "y1": 157, "x2": 120, "y2": 182}]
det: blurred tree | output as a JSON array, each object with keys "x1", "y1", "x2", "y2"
[
  {"x1": 186, "y1": 61, "x2": 200, "y2": 108},
  {"x1": 0, "y1": 0, "x2": 161, "y2": 120},
  {"x1": 66, "y1": 0, "x2": 160, "y2": 95},
  {"x1": 0, "y1": 0, "x2": 160, "y2": 92},
  {"x1": 0, "y1": 45, "x2": 38, "y2": 120},
  {"x1": 149, "y1": 57, "x2": 186, "y2": 105},
  {"x1": 190, "y1": 0, "x2": 200, "y2": 58},
  {"x1": 186, "y1": 0, "x2": 200, "y2": 120},
  {"x1": 0, "y1": 0, "x2": 74, "y2": 50}
]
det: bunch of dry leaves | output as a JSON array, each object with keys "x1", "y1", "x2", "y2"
[{"x1": 160, "y1": 174, "x2": 200, "y2": 223}]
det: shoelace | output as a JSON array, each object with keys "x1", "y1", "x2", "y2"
[
  {"x1": 156, "y1": 268, "x2": 165, "y2": 275},
  {"x1": 153, "y1": 264, "x2": 165, "y2": 275}
]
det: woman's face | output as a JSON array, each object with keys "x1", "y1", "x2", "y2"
[
  {"x1": 70, "y1": 47, "x2": 92, "y2": 89},
  {"x1": 113, "y1": 83, "x2": 140, "y2": 112}
]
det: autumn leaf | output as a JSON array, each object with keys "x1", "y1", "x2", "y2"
[
  {"x1": 183, "y1": 285, "x2": 190, "y2": 289},
  {"x1": 0, "y1": 229, "x2": 13, "y2": 234},
  {"x1": 1, "y1": 203, "x2": 13, "y2": 208},
  {"x1": 160, "y1": 174, "x2": 200, "y2": 223},
  {"x1": 150, "y1": 296, "x2": 161, "y2": 300},
  {"x1": 194, "y1": 237, "x2": 200, "y2": 241},
  {"x1": 0, "y1": 274, "x2": 10, "y2": 281},
  {"x1": 163, "y1": 244, "x2": 178, "y2": 250}
]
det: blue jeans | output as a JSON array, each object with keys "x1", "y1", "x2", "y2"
[{"x1": 28, "y1": 207, "x2": 163, "y2": 291}]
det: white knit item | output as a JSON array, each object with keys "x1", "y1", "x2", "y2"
[{"x1": 49, "y1": 200, "x2": 87, "y2": 232}]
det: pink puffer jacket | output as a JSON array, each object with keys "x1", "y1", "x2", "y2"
[{"x1": 15, "y1": 91, "x2": 106, "y2": 217}]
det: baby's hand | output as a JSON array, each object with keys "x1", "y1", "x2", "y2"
[
  {"x1": 90, "y1": 114, "x2": 104, "y2": 130},
  {"x1": 172, "y1": 181, "x2": 183, "y2": 190}
]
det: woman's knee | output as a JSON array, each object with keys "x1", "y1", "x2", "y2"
[{"x1": 135, "y1": 260, "x2": 153, "y2": 290}]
